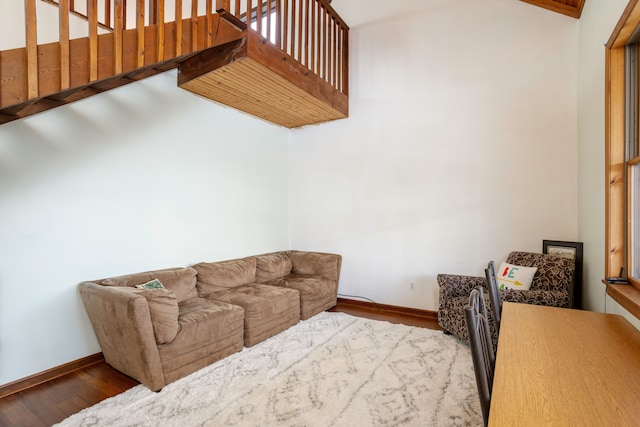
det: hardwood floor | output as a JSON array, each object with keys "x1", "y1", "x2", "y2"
[{"x1": 0, "y1": 299, "x2": 440, "y2": 427}]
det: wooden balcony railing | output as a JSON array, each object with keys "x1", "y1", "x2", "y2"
[
  {"x1": 1, "y1": 0, "x2": 348, "y2": 121},
  {"x1": 236, "y1": 0, "x2": 349, "y2": 95}
]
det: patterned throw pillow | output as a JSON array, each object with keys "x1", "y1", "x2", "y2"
[
  {"x1": 496, "y1": 262, "x2": 537, "y2": 291},
  {"x1": 136, "y1": 279, "x2": 164, "y2": 289}
]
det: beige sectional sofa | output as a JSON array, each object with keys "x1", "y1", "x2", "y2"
[{"x1": 79, "y1": 250, "x2": 341, "y2": 391}]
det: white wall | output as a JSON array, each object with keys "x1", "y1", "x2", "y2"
[
  {"x1": 290, "y1": 0, "x2": 580, "y2": 310},
  {"x1": 3, "y1": 0, "x2": 633, "y2": 387},
  {"x1": 577, "y1": 0, "x2": 635, "y2": 315},
  {"x1": 0, "y1": 71, "x2": 289, "y2": 386}
]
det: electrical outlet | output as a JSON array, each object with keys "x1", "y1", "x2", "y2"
[{"x1": 410, "y1": 282, "x2": 415, "y2": 291}]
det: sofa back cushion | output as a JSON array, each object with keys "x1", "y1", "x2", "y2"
[
  {"x1": 288, "y1": 251, "x2": 341, "y2": 281},
  {"x1": 194, "y1": 257, "x2": 257, "y2": 296},
  {"x1": 99, "y1": 267, "x2": 198, "y2": 304},
  {"x1": 254, "y1": 252, "x2": 293, "y2": 283},
  {"x1": 506, "y1": 251, "x2": 575, "y2": 293},
  {"x1": 127, "y1": 288, "x2": 179, "y2": 344}
]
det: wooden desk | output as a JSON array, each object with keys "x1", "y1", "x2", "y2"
[{"x1": 489, "y1": 302, "x2": 640, "y2": 426}]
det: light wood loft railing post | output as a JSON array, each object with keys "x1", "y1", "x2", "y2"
[
  {"x1": 157, "y1": 0, "x2": 165, "y2": 60},
  {"x1": 256, "y1": 0, "x2": 263, "y2": 35},
  {"x1": 297, "y1": 0, "x2": 303, "y2": 62},
  {"x1": 175, "y1": 0, "x2": 183, "y2": 56},
  {"x1": 136, "y1": 0, "x2": 145, "y2": 67},
  {"x1": 25, "y1": 0, "x2": 39, "y2": 99},
  {"x1": 283, "y1": 0, "x2": 289, "y2": 52},
  {"x1": 206, "y1": 0, "x2": 213, "y2": 47},
  {"x1": 88, "y1": 0, "x2": 98, "y2": 81},
  {"x1": 303, "y1": 0, "x2": 309, "y2": 66},
  {"x1": 275, "y1": 0, "x2": 282, "y2": 49},
  {"x1": 114, "y1": 0, "x2": 124, "y2": 74},
  {"x1": 191, "y1": 0, "x2": 198, "y2": 51},
  {"x1": 59, "y1": 0, "x2": 70, "y2": 90},
  {"x1": 266, "y1": 0, "x2": 272, "y2": 41},
  {"x1": 310, "y1": 0, "x2": 315, "y2": 73},
  {"x1": 288, "y1": 0, "x2": 294, "y2": 55}
]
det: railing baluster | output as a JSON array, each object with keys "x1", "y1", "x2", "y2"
[
  {"x1": 191, "y1": 0, "x2": 198, "y2": 51},
  {"x1": 343, "y1": 25, "x2": 349, "y2": 95},
  {"x1": 136, "y1": 0, "x2": 145, "y2": 67},
  {"x1": 311, "y1": 0, "x2": 315, "y2": 73},
  {"x1": 235, "y1": 0, "x2": 240, "y2": 18},
  {"x1": 289, "y1": 0, "x2": 295, "y2": 55},
  {"x1": 337, "y1": 25, "x2": 342, "y2": 91},
  {"x1": 157, "y1": 0, "x2": 165, "y2": 61},
  {"x1": 320, "y1": 4, "x2": 325, "y2": 80},
  {"x1": 59, "y1": 0, "x2": 70, "y2": 90},
  {"x1": 206, "y1": 0, "x2": 212, "y2": 47},
  {"x1": 256, "y1": 0, "x2": 262, "y2": 36},
  {"x1": 283, "y1": 0, "x2": 288, "y2": 53},
  {"x1": 304, "y1": 0, "x2": 309, "y2": 67},
  {"x1": 324, "y1": 6, "x2": 329, "y2": 82},
  {"x1": 275, "y1": 0, "x2": 281, "y2": 49},
  {"x1": 105, "y1": 0, "x2": 111, "y2": 29},
  {"x1": 114, "y1": 0, "x2": 124, "y2": 74},
  {"x1": 25, "y1": 0, "x2": 39, "y2": 99},
  {"x1": 176, "y1": 0, "x2": 183, "y2": 56},
  {"x1": 332, "y1": 12, "x2": 335, "y2": 87},
  {"x1": 88, "y1": 0, "x2": 99, "y2": 81},
  {"x1": 296, "y1": 0, "x2": 302, "y2": 61},
  {"x1": 266, "y1": 0, "x2": 272, "y2": 41},
  {"x1": 247, "y1": 0, "x2": 252, "y2": 33}
]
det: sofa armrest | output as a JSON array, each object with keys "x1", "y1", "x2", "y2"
[
  {"x1": 437, "y1": 274, "x2": 486, "y2": 300},
  {"x1": 79, "y1": 282, "x2": 166, "y2": 391},
  {"x1": 287, "y1": 251, "x2": 342, "y2": 282}
]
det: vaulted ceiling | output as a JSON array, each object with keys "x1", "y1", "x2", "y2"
[{"x1": 520, "y1": 0, "x2": 585, "y2": 19}]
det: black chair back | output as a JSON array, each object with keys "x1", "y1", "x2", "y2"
[
  {"x1": 465, "y1": 287, "x2": 496, "y2": 427},
  {"x1": 485, "y1": 260, "x2": 502, "y2": 333}
]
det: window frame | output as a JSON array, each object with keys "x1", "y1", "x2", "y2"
[{"x1": 606, "y1": 0, "x2": 640, "y2": 318}]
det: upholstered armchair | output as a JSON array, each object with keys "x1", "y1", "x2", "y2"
[{"x1": 437, "y1": 251, "x2": 575, "y2": 344}]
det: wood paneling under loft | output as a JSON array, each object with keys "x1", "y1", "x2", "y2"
[
  {"x1": 520, "y1": 0, "x2": 585, "y2": 19},
  {"x1": 178, "y1": 33, "x2": 349, "y2": 129}
]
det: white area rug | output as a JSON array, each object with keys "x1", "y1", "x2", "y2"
[{"x1": 56, "y1": 312, "x2": 481, "y2": 426}]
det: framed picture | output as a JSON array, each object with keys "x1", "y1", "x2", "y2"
[{"x1": 543, "y1": 240, "x2": 583, "y2": 309}]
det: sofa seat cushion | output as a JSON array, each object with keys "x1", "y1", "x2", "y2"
[
  {"x1": 98, "y1": 267, "x2": 198, "y2": 304},
  {"x1": 158, "y1": 297, "x2": 245, "y2": 384},
  {"x1": 205, "y1": 284, "x2": 300, "y2": 347},
  {"x1": 502, "y1": 289, "x2": 570, "y2": 307},
  {"x1": 255, "y1": 252, "x2": 293, "y2": 283},
  {"x1": 264, "y1": 274, "x2": 338, "y2": 320},
  {"x1": 194, "y1": 258, "x2": 257, "y2": 295}
]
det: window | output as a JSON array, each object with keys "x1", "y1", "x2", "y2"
[{"x1": 605, "y1": 1, "x2": 640, "y2": 318}]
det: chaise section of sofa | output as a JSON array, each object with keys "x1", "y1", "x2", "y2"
[
  {"x1": 79, "y1": 267, "x2": 245, "y2": 391},
  {"x1": 193, "y1": 257, "x2": 301, "y2": 347}
]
